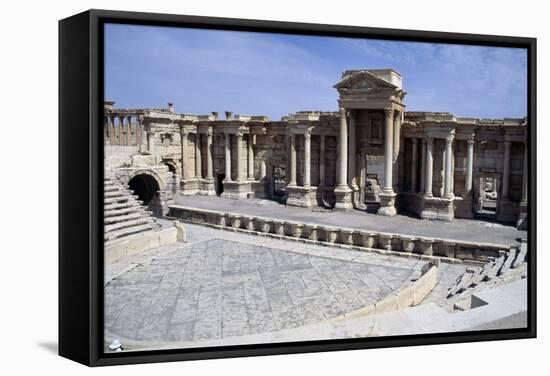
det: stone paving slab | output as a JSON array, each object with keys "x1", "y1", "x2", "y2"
[
  {"x1": 105, "y1": 233, "x2": 421, "y2": 343},
  {"x1": 110, "y1": 278, "x2": 527, "y2": 352},
  {"x1": 174, "y1": 195, "x2": 525, "y2": 245}
]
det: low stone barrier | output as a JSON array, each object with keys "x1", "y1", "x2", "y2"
[
  {"x1": 167, "y1": 205, "x2": 508, "y2": 264},
  {"x1": 340, "y1": 264, "x2": 439, "y2": 319},
  {"x1": 104, "y1": 226, "x2": 178, "y2": 265}
]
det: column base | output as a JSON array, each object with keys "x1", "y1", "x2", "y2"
[
  {"x1": 285, "y1": 185, "x2": 313, "y2": 208},
  {"x1": 333, "y1": 184, "x2": 353, "y2": 211},
  {"x1": 377, "y1": 191, "x2": 397, "y2": 217},
  {"x1": 179, "y1": 179, "x2": 200, "y2": 196},
  {"x1": 221, "y1": 180, "x2": 251, "y2": 199},
  {"x1": 420, "y1": 196, "x2": 454, "y2": 221},
  {"x1": 199, "y1": 178, "x2": 216, "y2": 196},
  {"x1": 516, "y1": 201, "x2": 528, "y2": 230}
]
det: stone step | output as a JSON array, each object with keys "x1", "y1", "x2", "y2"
[
  {"x1": 104, "y1": 184, "x2": 119, "y2": 192},
  {"x1": 104, "y1": 194, "x2": 140, "y2": 204},
  {"x1": 104, "y1": 196, "x2": 131, "y2": 205},
  {"x1": 104, "y1": 216, "x2": 155, "y2": 233},
  {"x1": 104, "y1": 200, "x2": 144, "y2": 211},
  {"x1": 104, "y1": 211, "x2": 150, "y2": 225},
  {"x1": 104, "y1": 223, "x2": 159, "y2": 242},
  {"x1": 104, "y1": 189, "x2": 125, "y2": 198},
  {"x1": 104, "y1": 205, "x2": 147, "y2": 218},
  {"x1": 104, "y1": 189, "x2": 135, "y2": 198}
]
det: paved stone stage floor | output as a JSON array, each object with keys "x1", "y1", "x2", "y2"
[
  {"x1": 104, "y1": 223, "x2": 527, "y2": 352},
  {"x1": 174, "y1": 195, "x2": 526, "y2": 245},
  {"x1": 104, "y1": 223, "x2": 431, "y2": 346}
]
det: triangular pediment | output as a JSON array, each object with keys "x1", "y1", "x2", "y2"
[{"x1": 333, "y1": 70, "x2": 398, "y2": 90}]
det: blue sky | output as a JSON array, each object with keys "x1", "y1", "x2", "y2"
[{"x1": 104, "y1": 23, "x2": 527, "y2": 120}]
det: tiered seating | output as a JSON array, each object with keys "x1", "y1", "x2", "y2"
[{"x1": 104, "y1": 174, "x2": 160, "y2": 245}]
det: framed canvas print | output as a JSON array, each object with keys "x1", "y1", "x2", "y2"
[{"x1": 59, "y1": 9, "x2": 536, "y2": 366}]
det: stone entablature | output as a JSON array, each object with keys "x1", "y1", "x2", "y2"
[{"x1": 104, "y1": 68, "x2": 528, "y2": 229}]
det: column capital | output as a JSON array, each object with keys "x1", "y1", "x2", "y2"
[
  {"x1": 339, "y1": 107, "x2": 346, "y2": 116},
  {"x1": 445, "y1": 134, "x2": 454, "y2": 145},
  {"x1": 384, "y1": 108, "x2": 394, "y2": 119},
  {"x1": 467, "y1": 137, "x2": 475, "y2": 145},
  {"x1": 304, "y1": 131, "x2": 311, "y2": 139}
]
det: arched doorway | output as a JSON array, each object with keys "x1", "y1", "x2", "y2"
[{"x1": 128, "y1": 174, "x2": 162, "y2": 216}]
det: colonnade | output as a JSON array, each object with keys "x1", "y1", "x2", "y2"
[
  {"x1": 404, "y1": 134, "x2": 528, "y2": 203},
  {"x1": 104, "y1": 113, "x2": 143, "y2": 146}
]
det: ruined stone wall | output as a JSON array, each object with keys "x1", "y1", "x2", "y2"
[{"x1": 105, "y1": 145, "x2": 139, "y2": 168}]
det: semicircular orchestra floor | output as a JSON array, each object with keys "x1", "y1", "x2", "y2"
[{"x1": 105, "y1": 236, "x2": 423, "y2": 343}]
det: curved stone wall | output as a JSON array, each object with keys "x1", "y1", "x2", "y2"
[{"x1": 167, "y1": 205, "x2": 508, "y2": 265}]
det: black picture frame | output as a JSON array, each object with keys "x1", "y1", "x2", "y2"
[{"x1": 59, "y1": 9, "x2": 537, "y2": 367}]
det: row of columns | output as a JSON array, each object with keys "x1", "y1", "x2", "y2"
[
  {"x1": 179, "y1": 130, "x2": 214, "y2": 181},
  {"x1": 222, "y1": 132, "x2": 255, "y2": 183},
  {"x1": 180, "y1": 130, "x2": 256, "y2": 182},
  {"x1": 288, "y1": 132, "x2": 313, "y2": 187},
  {"x1": 104, "y1": 114, "x2": 142, "y2": 146},
  {"x1": 407, "y1": 135, "x2": 457, "y2": 199},
  {"x1": 284, "y1": 108, "x2": 401, "y2": 210},
  {"x1": 405, "y1": 135, "x2": 529, "y2": 205}
]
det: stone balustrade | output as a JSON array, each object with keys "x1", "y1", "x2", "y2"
[{"x1": 167, "y1": 205, "x2": 508, "y2": 265}]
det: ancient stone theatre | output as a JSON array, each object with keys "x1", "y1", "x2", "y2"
[{"x1": 103, "y1": 68, "x2": 528, "y2": 229}]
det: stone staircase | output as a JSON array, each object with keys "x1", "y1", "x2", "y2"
[{"x1": 104, "y1": 174, "x2": 160, "y2": 246}]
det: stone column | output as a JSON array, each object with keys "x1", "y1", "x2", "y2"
[
  {"x1": 289, "y1": 134, "x2": 297, "y2": 186},
  {"x1": 410, "y1": 138, "x2": 418, "y2": 192},
  {"x1": 304, "y1": 132, "x2": 311, "y2": 187},
  {"x1": 502, "y1": 140, "x2": 512, "y2": 199},
  {"x1": 383, "y1": 108, "x2": 394, "y2": 191},
  {"x1": 420, "y1": 138, "x2": 426, "y2": 193},
  {"x1": 334, "y1": 108, "x2": 353, "y2": 210},
  {"x1": 393, "y1": 111, "x2": 402, "y2": 163},
  {"x1": 147, "y1": 129, "x2": 155, "y2": 155},
  {"x1": 359, "y1": 151, "x2": 366, "y2": 204},
  {"x1": 206, "y1": 129, "x2": 214, "y2": 180},
  {"x1": 103, "y1": 116, "x2": 108, "y2": 143},
  {"x1": 517, "y1": 143, "x2": 528, "y2": 230},
  {"x1": 180, "y1": 128, "x2": 188, "y2": 179},
  {"x1": 424, "y1": 137, "x2": 433, "y2": 197},
  {"x1": 126, "y1": 115, "x2": 133, "y2": 145},
  {"x1": 247, "y1": 134, "x2": 254, "y2": 180},
  {"x1": 348, "y1": 110, "x2": 357, "y2": 187},
  {"x1": 337, "y1": 108, "x2": 348, "y2": 187},
  {"x1": 260, "y1": 160, "x2": 267, "y2": 180},
  {"x1": 236, "y1": 132, "x2": 244, "y2": 182},
  {"x1": 444, "y1": 134, "x2": 454, "y2": 199},
  {"x1": 224, "y1": 133, "x2": 232, "y2": 182},
  {"x1": 135, "y1": 116, "x2": 142, "y2": 147},
  {"x1": 377, "y1": 108, "x2": 397, "y2": 216},
  {"x1": 119, "y1": 116, "x2": 126, "y2": 146},
  {"x1": 319, "y1": 134, "x2": 326, "y2": 188},
  {"x1": 465, "y1": 138, "x2": 474, "y2": 195},
  {"x1": 195, "y1": 132, "x2": 202, "y2": 179},
  {"x1": 109, "y1": 115, "x2": 116, "y2": 145}
]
